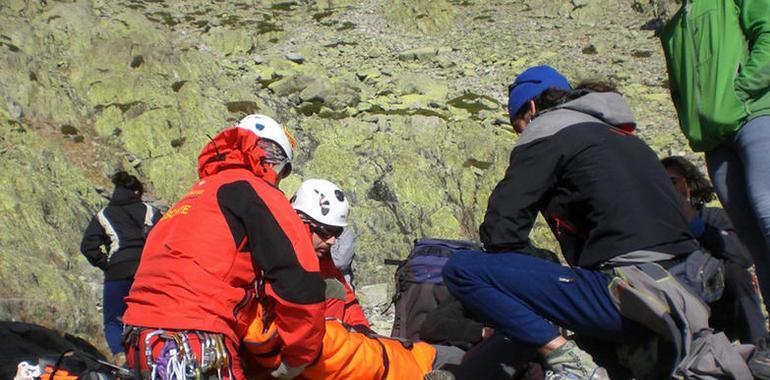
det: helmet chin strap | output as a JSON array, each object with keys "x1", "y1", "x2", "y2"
[{"x1": 270, "y1": 160, "x2": 292, "y2": 178}]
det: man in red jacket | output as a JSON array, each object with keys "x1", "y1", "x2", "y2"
[
  {"x1": 122, "y1": 114, "x2": 326, "y2": 380},
  {"x1": 290, "y1": 178, "x2": 370, "y2": 328}
]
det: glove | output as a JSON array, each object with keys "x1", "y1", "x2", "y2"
[
  {"x1": 324, "y1": 278, "x2": 347, "y2": 301},
  {"x1": 270, "y1": 361, "x2": 307, "y2": 380}
]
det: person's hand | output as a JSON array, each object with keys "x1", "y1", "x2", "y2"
[
  {"x1": 482, "y1": 327, "x2": 494, "y2": 340},
  {"x1": 270, "y1": 361, "x2": 306, "y2": 380}
]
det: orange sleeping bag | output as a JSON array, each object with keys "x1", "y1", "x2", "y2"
[{"x1": 242, "y1": 303, "x2": 436, "y2": 380}]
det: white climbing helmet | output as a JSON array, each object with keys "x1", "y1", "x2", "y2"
[
  {"x1": 292, "y1": 179, "x2": 349, "y2": 227},
  {"x1": 237, "y1": 114, "x2": 296, "y2": 175}
]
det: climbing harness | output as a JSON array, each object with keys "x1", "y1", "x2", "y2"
[{"x1": 124, "y1": 327, "x2": 232, "y2": 380}]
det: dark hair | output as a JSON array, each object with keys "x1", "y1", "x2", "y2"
[
  {"x1": 513, "y1": 81, "x2": 619, "y2": 118},
  {"x1": 111, "y1": 171, "x2": 144, "y2": 196},
  {"x1": 575, "y1": 81, "x2": 618, "y2": 93},
  {"x1": 660, "y1": 156, "x2": 714, "y2": 207}
]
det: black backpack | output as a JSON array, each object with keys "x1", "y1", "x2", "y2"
[
  {"x1": 387, "y1": 239, "x2": 480, "y2": 340},
  {"x1": 0, "y1": 321, "x2": 131, "y2": 380}
]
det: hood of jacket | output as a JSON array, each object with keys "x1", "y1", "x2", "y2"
[
  {"x1": 109, "y1": 186, "x2": 142, "y2": 206},
  {"x1": 554, "y1": 92, "x2": 636, "y2": 129},
  {"x1": 516, "y1": 92, "x2": 637, "y2": 148},
  {"x1": 197, "y1": 126, "x2": 278, "y2": 184}
]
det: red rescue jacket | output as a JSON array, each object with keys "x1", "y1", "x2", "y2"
[
  {"x1": 123, "y1": 126, "x2": 325, "y2": 366},
  {"x1": 319, "y1": 256, "x2": 370, "y2": 328}
]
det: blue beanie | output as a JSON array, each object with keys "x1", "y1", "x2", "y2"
[{"x1": 507, "y1": 65, "x2": 571, "y2": 119}]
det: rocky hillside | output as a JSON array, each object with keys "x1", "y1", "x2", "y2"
[{"x1": 0, "y1": 0, "x2": 688, "y2": 347}]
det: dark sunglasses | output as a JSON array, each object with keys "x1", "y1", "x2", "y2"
[
  {"x1": 279, "y1": 162, "x2": 292, "y2": 179},
  {"x1": 309, "y1": 222, "x2": 343, "y2": 240}
]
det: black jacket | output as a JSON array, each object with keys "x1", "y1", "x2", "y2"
[
  {"x1": 697, "y1": 207, "x2": 753, "y2": 268},
  {"x1": 481, "y1": 92, "x2": 698, "y2": 268},
  {"x1": 80, "y1": 187, "x2": 161, "y2": 280}
]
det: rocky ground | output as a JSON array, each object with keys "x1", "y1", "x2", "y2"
[{"x1": 0, "y1": 0, "x2": 691, "y2": 350}]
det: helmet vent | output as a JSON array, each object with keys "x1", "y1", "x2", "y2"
[{"x1": 315, "y1": 189, "x2": 331, "y2": 216}]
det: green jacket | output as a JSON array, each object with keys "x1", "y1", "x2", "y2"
[{"x1": 660, "y1": 0, "x2": 770, "y2": 152}]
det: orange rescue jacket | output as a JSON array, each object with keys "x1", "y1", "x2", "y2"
[{"x1": 242, "y1": 312, "x2": 436, "y2": 380}]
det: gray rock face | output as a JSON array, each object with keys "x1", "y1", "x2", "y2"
[
  {"x1": 398, "y1": 47, "x2": 450, "y2": 61},
  {"x1": 286, "y1": 53, "x2": 305, "y2": 63}
]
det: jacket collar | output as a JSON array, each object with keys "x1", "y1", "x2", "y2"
[{"x1": 109, "y1": 186, "x2": 142, "y2": 205}]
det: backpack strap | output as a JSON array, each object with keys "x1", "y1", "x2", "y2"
[{"x1": 384, "y1": 259, "x2": 406, "y2": 266}]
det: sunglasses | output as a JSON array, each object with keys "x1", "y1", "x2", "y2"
[
  {"x1": 279, "y1": 162, "x2": 292, "y2": 179},
  {"x1": 309, "y1": 222, "x2": 343, "y2": 240}
]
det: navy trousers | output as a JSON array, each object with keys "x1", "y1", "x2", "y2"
[
  {"x1": 443, "y1": 251, "x2": 642, "y2": 348},
  {"x1": 103, "y1": 278, "x2": 132, "y2": 355}
]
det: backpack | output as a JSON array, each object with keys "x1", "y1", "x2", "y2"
[
  {"x1": 387, "y1": 239, "x2": 480, "y2": 340},
  {"x1": 609, "y1": 263, "x2": 753, "y2": 379},
  {"x1": 0, "y1": 321, "x2": 129, "y2": 380}
]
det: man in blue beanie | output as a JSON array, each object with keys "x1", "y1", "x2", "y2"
[
  {"x1": 505, "y1": 65, "x2": 571, "y2": 133},
  {"x1": 430, "y1": 66, "x2": 737, "y2": 379}
]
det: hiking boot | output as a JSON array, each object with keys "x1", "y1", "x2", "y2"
[
  {"x1": 423, "y1": 369, "x2": 455, "y2": 380},
  {"x1": 749, "y1": 338, "x2": 770, "y2": 380},
  {"x1": 544, "y1": 368, "x2": 610, "y2": 380},
  {"x1": 543, "y1": 340, "x2": 610, "y2": 380}
]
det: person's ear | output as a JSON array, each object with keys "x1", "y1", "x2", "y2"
[{"x1": 529, "y1": 100, "x2": 537, "y2": 116}]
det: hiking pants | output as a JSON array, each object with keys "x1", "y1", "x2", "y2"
[
  {"x1": 707, "y1": 115, "x2": 770, "y2": 315},
  {"x1": 709, "y1": 261, "x2": 768, "y2": 344},
  {"x1": 442, "y1": 251, "x2": 642, "y2": 348},
  {"x1": 104, "y1": 278, "x2": 132, "y2": 355}
]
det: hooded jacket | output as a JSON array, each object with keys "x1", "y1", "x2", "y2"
[
  {"x1": 79, "y1": 187, "x2": 161, "y2": 281},
  {"x1": 123, "y1": 126, "x2": 326, "y2": 367},
  {"x1": 481, "y1": 92, "x2": 698, "y2": 268},
  {"x1": 660, "y1": 0, "x2": 770, "y2": 152}
]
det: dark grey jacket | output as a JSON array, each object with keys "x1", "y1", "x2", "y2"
[{"x1": 481, "y1": 92, "x2": 698, "y2": 268}]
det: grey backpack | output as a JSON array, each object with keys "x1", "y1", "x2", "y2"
[{"x1": 609, "y1": 263, "x2": 753, "y2": 379}]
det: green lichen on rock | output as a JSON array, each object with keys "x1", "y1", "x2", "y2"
[
  {"x1": 0, "y1": 120, "x2": 105, "y2": 346},
  {"x1": 294, "y1": 115, "x2": 511, "y2": 282},
  {"x1": 382, "y1": 0, "x2": 457, "y2": 35}
]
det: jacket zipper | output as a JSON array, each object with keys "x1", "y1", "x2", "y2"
[
  {"x1": 233, "y1": 289, "x2": 254, "y2": 318},
  {"x1": 684, "y1": 2, "x2": 703, "y2": 115}
]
